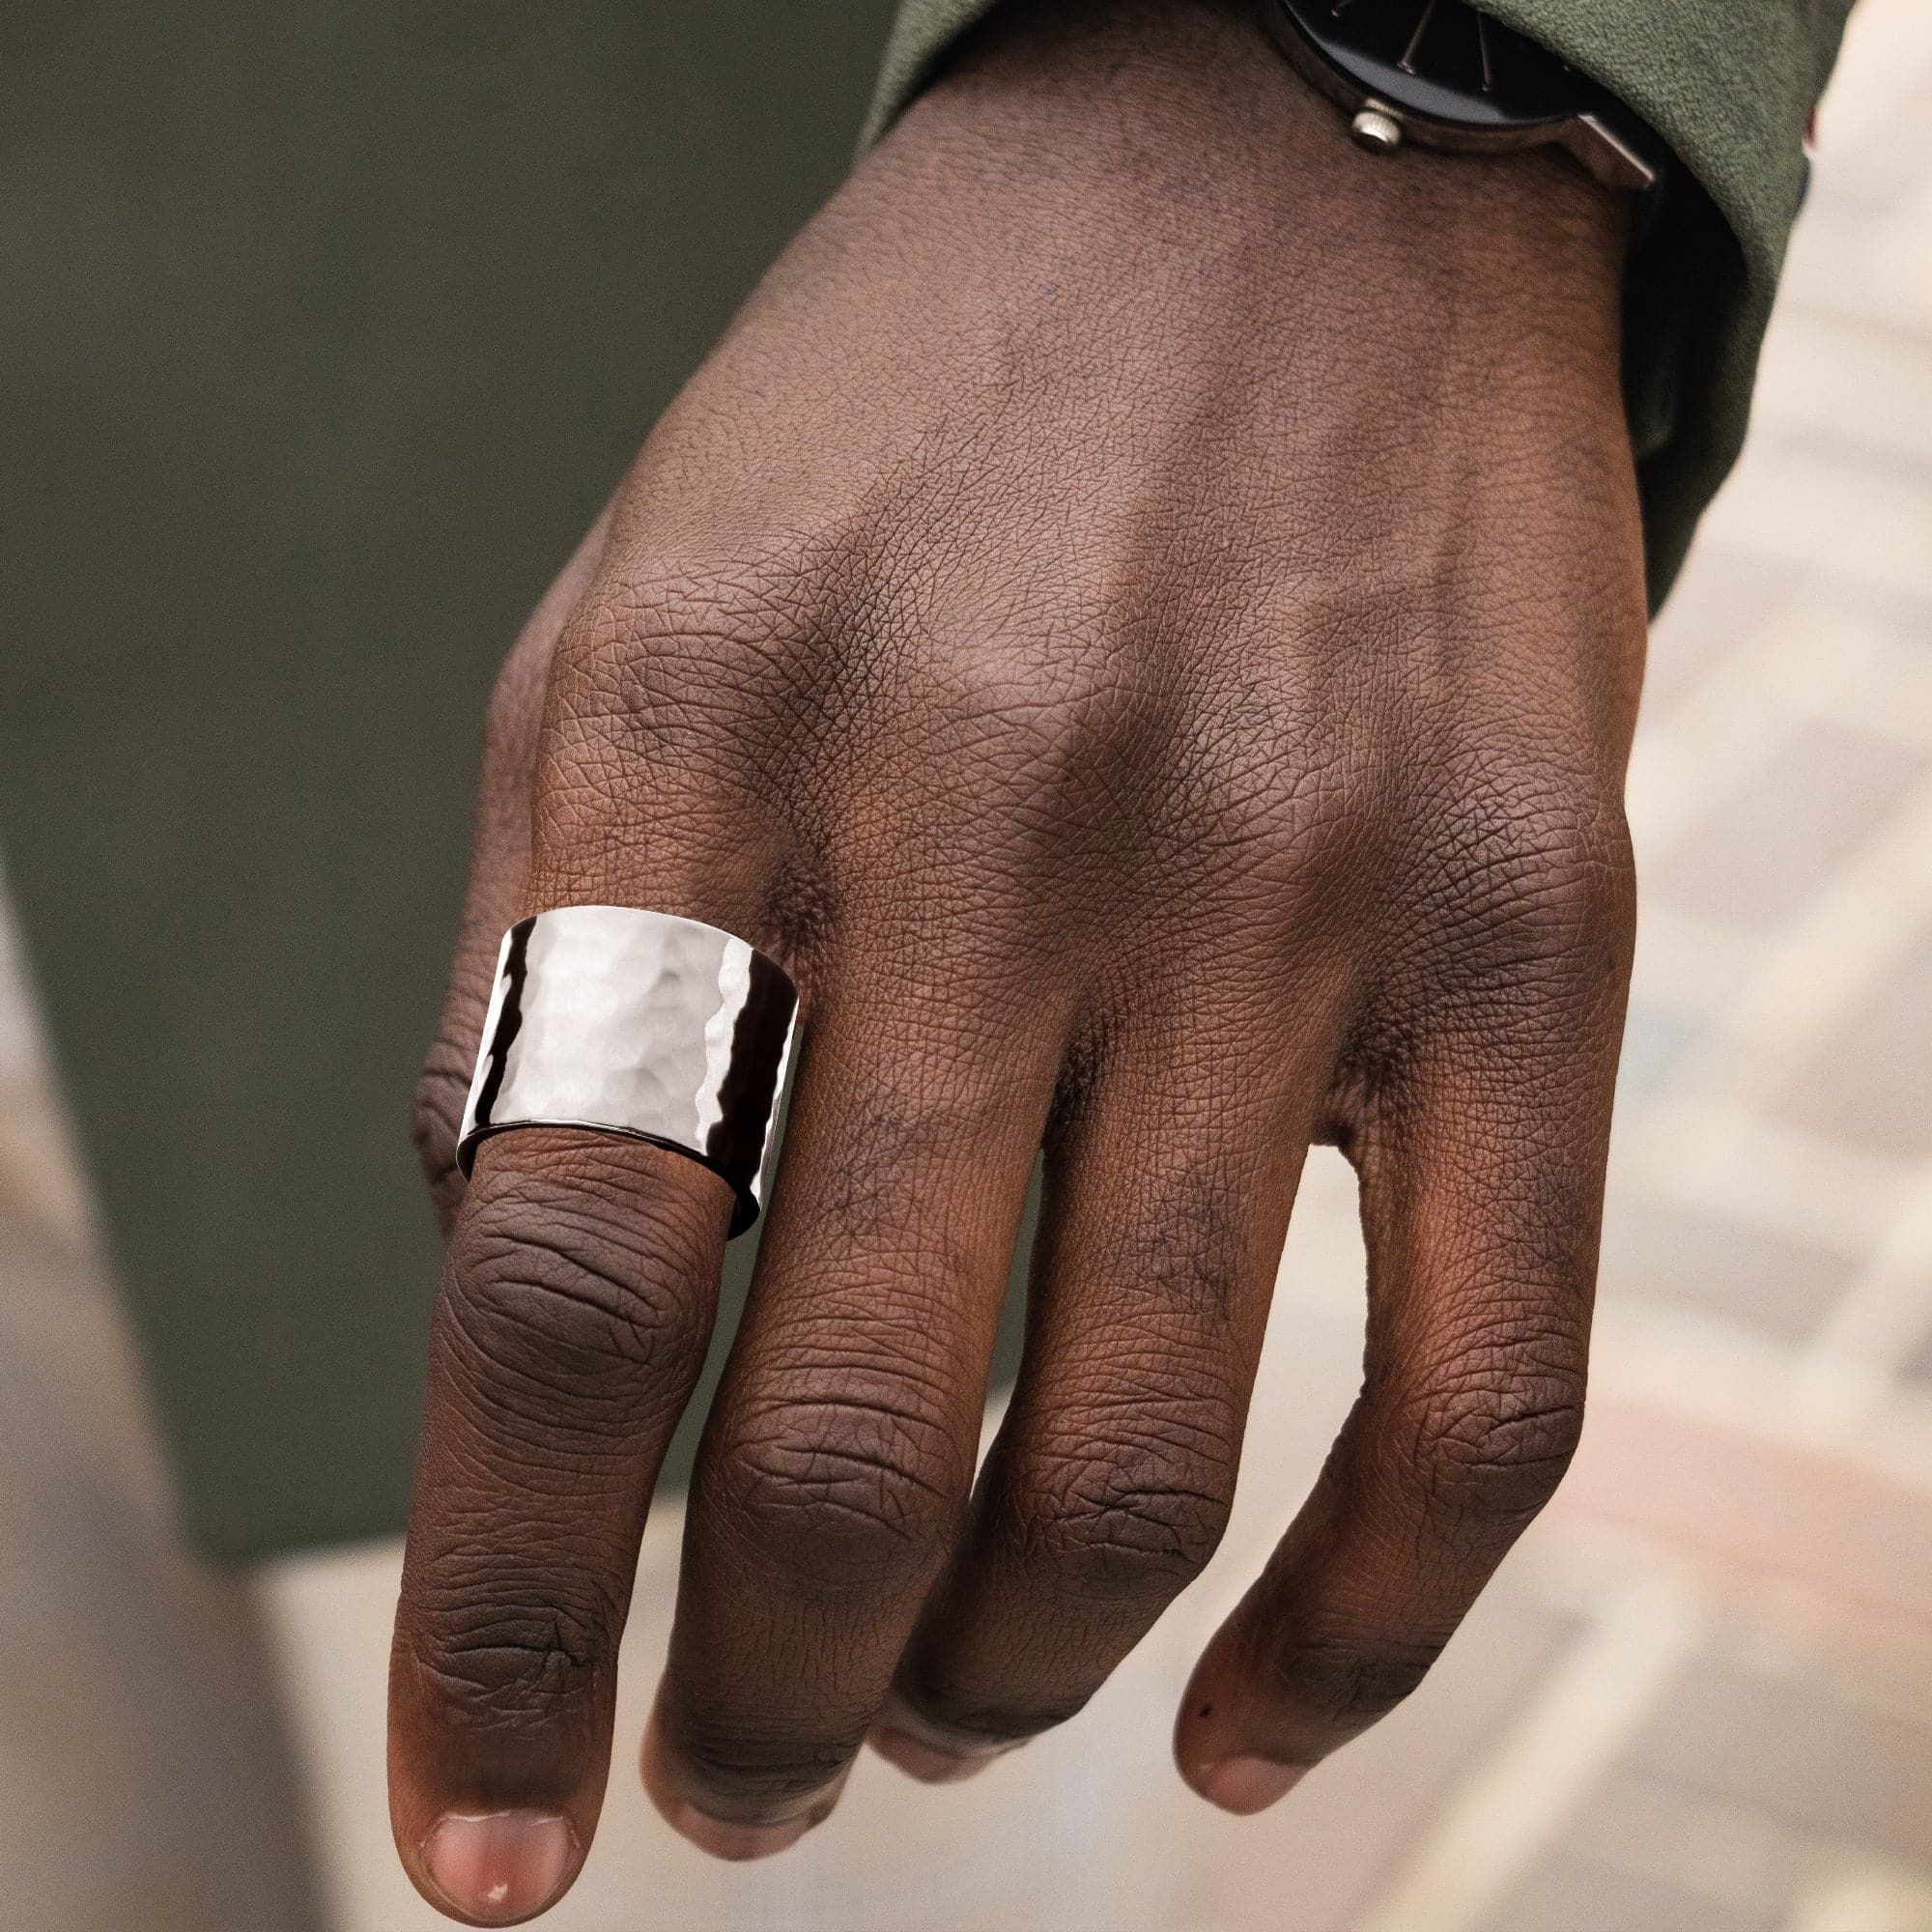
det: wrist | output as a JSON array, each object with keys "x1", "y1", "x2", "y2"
[{"x1": 891, "y1": 0, "x2": 1628, "y2": 390}]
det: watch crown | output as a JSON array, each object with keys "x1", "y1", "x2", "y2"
[{"x1": 1350, "y1": 104, "x2": 1405, "y2": 153}]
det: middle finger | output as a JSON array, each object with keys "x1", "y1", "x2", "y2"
[{"x1": 643, "y1": 917, "x2": 1065, "y2": 1857}]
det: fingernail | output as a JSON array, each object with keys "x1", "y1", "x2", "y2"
[
  {"x1": 667, "y1": 1801, "x2": 820, "y2": 1861},
  {"x1": 868, "y1": 1725, "x2": 994, "y2": 1785},
  {"x1": 1198, "y1": 1756, "x2": 1306, "y2": 1816},
  {"x1": 421, "y1": 1810, "x2": 575, "y2": 1922}
]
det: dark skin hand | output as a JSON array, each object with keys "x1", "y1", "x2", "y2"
[{"x1": 392, "y1": 0, "x2": 1645, "y2": 1919}]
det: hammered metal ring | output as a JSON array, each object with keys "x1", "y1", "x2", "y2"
[{"x1": 457, "y1": 905, "x2": 799, "y2": 1236}]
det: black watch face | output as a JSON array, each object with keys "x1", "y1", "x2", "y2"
[{"x1": 1270, "y1": 0, "x2": 1591, "y2": 131}]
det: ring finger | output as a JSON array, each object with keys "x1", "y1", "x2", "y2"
[{"x1": 876, "y1": 966, "x2": 1349, "y2": 1777}]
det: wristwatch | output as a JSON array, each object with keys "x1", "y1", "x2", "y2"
[{"x1": 1260, "y1": 0, "x2": 1664, "y2": 198}]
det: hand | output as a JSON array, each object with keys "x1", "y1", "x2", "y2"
[{"x1": 393, "y1": 0, "x2": 1644, "y2": 1918}]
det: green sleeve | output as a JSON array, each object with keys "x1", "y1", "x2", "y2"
[{"x1": 863, "y1": 0, "x2": 1855, "y2": 609}]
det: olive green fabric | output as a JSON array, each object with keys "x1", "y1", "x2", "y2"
[
  {"x1": 0, "y1": 0, "x2": 898, "y2": 1559},
  {"x1": 867, "y1": 0, "x2": 1855, "y2": 605}
]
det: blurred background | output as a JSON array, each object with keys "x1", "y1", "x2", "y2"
[{"x1": 3, "y1": 0, "x2": 1929, "y2": 1927}]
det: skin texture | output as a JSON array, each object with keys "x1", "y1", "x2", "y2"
[{"x1": 391, "y1": 0, "x2": 1647, "y2": 1918}]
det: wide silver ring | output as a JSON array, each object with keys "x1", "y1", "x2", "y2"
[{"x1": 457, "y1": 905, "x2": 799, "y2": 1236}]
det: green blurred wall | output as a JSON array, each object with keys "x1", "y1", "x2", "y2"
[{"x1": 0, "y1": 0, "x2": 898, "y2": 1558}]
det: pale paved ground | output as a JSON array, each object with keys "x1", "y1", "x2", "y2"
[{"x1": 4, "y1": 3, "x2": 1931, "y2": 1926}]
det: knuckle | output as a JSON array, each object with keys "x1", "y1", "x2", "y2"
[
  {"x1": 404, "y1": 1575, "x2": 613, "y2": 1735},
  {"x1": 1428, "y1": 766, "x2": 1635, "y2": 971},
  {"x1": 1267, "y1": 771, "x2": 1360, "y2": 898},
  {"x1": 1271, "y1": 1625, "x2": 1445, "y2": 1733},
  {"x1": 906, "y1": 645, "x2": 1118, "y2": 816},
  {"x1": 1197, "y1": 718, "x2": 1360, "y2": 890},
  {"x1": 1013, "y1": 1437, "x2": 1235, "y2": 1606},
  {"x1": 412, "y1": 1049, "x2": 469, "y2": 1220},
  {"x1": 440, "y1": 1171, "x2": 709, "y2": 1437},
  {"x1": 895, "y1": 1670, "x2": 1090, "y2": 1752},
  {"x1": 672, "y1": 1715, "x2": 854, "y2": 1808},
  {"x1": 709, "y1": 1391, "x2": 964, "y2": 1594},
  {"x1": 552, "y1": 552, "x2": 817, "y2": 733},
  {"x1": 529, "y1": 554, "x2": 828, "y2": 872},
  {"x1": 1406, "y1": 1364, "x2": 1586, "y2": 1530}
]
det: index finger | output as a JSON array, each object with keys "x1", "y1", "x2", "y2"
[
  {"x1": 388, "y1": 1127, "x2": 734, "y2": 1924},
  {"x1": 411, "y1": 503, "x2": 616, "y2": 1233}
]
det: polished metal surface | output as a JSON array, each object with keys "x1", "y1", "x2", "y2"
[
  {"x1": 458, "y1": 905, "x2": 798, "y2": 1236},
  {"x1": 1350, "y1": 104, "x2": 1405, "y2": 152}
]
